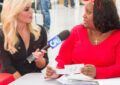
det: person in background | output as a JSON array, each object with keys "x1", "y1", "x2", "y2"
[
  {"x1": 37, "y1": 0, "x2": 50, "y2": 31},
  {"x1": 64, "y1": 0, "x2": 75, "y2": 8},
  {"x1": 45, "y1": 0, "x2": 120, "y2": 79},
  {"x1": 80, "y1": 0, "x2": 85, "y2": 5},
  {"x1": 0, "y1": 0, "x2": 48, "y2": 79},
  {"x1": 0, "y1": 0, "x2": 3, "y2": 22}
]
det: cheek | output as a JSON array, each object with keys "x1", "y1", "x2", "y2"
[
  {"x1": 88, "y1": 15, "x2": 94, "y2": 25},
  {"x1": 17, "y1": 13, "x2": 29, "y2": 22}
]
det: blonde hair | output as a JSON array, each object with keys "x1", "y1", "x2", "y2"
[{"x1": 1, "y1": 0, "x2": 40, "y2": 54}]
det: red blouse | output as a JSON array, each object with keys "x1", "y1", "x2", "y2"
[{"x1": 56, "y1": 25, "x2": 120, "y2": 79}]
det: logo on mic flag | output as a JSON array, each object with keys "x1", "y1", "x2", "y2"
[{"x1": 48, "y1": 36, "x2": 62, "y2": 48}]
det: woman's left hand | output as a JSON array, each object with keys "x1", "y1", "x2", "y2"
[
  {"x1": 81, "y1": 64, "x2": 96, "y2": 78},
  {"x1": 32, "y1": 48, "x2": 47, "y2": 69}
]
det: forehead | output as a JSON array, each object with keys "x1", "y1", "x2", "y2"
[
  {"x1": 25, "y1": 2, "x2": 32, "y2": 7},
  {"x1": 85, "y1": 2, "x2": 93, "y2": 11}
]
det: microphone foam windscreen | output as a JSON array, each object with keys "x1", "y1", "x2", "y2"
[{"x1": 58, "y1": 30, "x2": 70, "y2": 41}]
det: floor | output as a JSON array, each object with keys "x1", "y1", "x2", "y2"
[{"x1": 33, "y1": 0, "x2": 120, "y2": 72}]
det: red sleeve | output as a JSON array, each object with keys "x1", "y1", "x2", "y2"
[
  {"x1": 96, "y1": 42, "x2": 120, "y2": 79},
  {"x1": 55, "y1": 26, "x2": 79, "y2": 69}
]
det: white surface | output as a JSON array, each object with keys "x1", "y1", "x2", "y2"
[
  {"x1": 9, "y1": 73, "x2": 61, "y2": 85},
  {"x1": 56, "y1": 74, "x2": 93, "y2": 84},
  {"x1": 9, "y1": 73, "x2": 120, "y2": 85}
]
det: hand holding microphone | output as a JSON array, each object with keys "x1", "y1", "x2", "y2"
[
  {"x1": 26, "y1": 30, "x2": 70, "y2": 63},
  {"x1": 32, "y1": 49, "x2": 47, "y2": 69}
]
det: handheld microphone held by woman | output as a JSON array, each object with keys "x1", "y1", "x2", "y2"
[{"x1": 26, "y1": 30, "x2": 70, "y2": 63}]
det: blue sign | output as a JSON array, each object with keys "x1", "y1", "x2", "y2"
[{"x1": 48, "y1": 36, "x2": 62, "y2": 49}]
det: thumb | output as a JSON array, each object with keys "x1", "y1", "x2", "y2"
[
  {"x1": 47, "y1": 65, "x2": 52, "y2": 69},
  {"x1": 35, "y1": 48, "x2": 40, "y2": 52}
]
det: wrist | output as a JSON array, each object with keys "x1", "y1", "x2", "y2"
[{"x1": 36, "y1": 58, "x2": 46, "y2": 69}]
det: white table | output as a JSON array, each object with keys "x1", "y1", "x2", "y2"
[
  {"x1": 9, "y1": 73, "x2": 61, "y2": 85},
  {"x1": 9, "y1": 73, "x2": 120, "y2": 85}
]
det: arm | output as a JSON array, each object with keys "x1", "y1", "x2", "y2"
[
  {"x1": 0, "y1": 29, "x2": 21, "y2": 79},
  {"x1": 35, "y1": 26, "x2": 49, "y2": 69},
  {"x1": 95, "y1": 43, "x2": 120, "y2": 79},
  {"x1": 55, "y1": 27, "x2": 77, "y2": 69}
]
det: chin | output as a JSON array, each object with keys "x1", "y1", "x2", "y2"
[
  {"x1": 83, "y1": 24, "x2": 87, "y2": 28},
  {"x1": 27, "y1": 21, "x2": 32, "y2": 24}
]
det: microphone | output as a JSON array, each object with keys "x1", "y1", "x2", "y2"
[{"x1": 26, "y1": 30, "x2": 70, "y2": 63}]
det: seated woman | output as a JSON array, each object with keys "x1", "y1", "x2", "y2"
[
  {"x1": 45, "y1": 0, "x2": 120, "y2": 79},
  {"x1": 0, "y1": 0, "x2": 48, "y2": 79}
]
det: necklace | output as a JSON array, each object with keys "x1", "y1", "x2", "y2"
[
  {"x1": 94, "y1": 39, "x2": 99, "y2": 45},
  {"x1": 88, "y1": 29, "x2": 113, "y2": 45}
]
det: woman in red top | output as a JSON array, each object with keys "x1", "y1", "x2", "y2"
[{"x1": 45, "y1": 0, "x2": 120, "y2": 79}]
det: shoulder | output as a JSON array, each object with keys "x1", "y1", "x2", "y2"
[
  {"x1": 37, "y1": 25, "x2": 47, "y2": 34},
  {"x1": 109, "y1": 29, "x2": 120, "y2": 45},
  {"x1": 71, "y1": 24, "x2": 86, "y2": 33},
  {"x1": 112, "y1": 29, "x2": 120, "y2": 38},
  {"x1": 70, "y1": 24, "x2": 87, "y2": 36}
]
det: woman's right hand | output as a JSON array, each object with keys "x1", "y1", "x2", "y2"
[
  {"x1": 13, "y1": 71, "x2": 22, "y2": 80},
  {"x1": 44, "y1": 66, "x2": 60, "y2": 79}
]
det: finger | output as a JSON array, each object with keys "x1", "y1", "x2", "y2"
[
  {"x1": 41, "y1": 50, "x2": 47, "y2": 54},
  {"x1": 44, "y1": 75, "x2": 49, "y2": 79},
  {"x1": 35, "y1": 48, "x2": 40, "y2": 52},
  {"x1": 47, "y1": 68, "x2": 54, "y2": 72},
  {"x1": 47, "y1": 66, "x2": 53, "y2": 71},
  {"x1": 83, "y1": 66, "x2": 88, "y2": 72},
  {"x1": 46, "y1": 72, "x2": 52, "y2": 76},
  {"x1": 81, "y1": 67, "x2": 84, "y2": 73},
  {"x1": 33, "y1": 54, "x2": 39, "y2": 58},
  {"x1": 85, "y1": 64, "x2": 94, "y2": 68},
  {"x1": 33, "y1": 52, "x2": 44, "y2": 59},
  {"x1": 82, "y1": 71, "x2": 88, "y2": 76},
  {"x1": 82, "y1": 67, "x2": 90, "y2": 76},
  {"x1": 36, "y1": 52, "x2": 44, "y2": 58}
]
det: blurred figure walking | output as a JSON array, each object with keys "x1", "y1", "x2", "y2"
[{"x1": 64, "y1": 0, "x2": 75, "y2": 8}]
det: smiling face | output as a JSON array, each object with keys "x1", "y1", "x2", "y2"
[
  {"x1": 83, "y1": 2, "x2": 95, "y2": 29},
  {"x1": 17, "y1": 2, "x2": 33, "y2": 24}
]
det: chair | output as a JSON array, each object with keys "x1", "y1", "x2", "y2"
[
  {"x1": 0, "y1": 62, "x2": 15, "y2": 85},
  {"x1": 0, "y1": 73, "x2": 15, "y2": 85}
]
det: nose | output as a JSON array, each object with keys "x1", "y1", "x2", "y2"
[
  {"x1": 83, "y1": 13, "x2": 87, "y2": 19},
  {"x1": 29, "y1": 8, "x2": 34, "y2": 14}
]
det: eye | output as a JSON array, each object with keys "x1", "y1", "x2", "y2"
[
  {"x1": 87, "y1": 11, "x2": 92, "y2": 15},
  {"x1": 24, "y1": 8, "x2": 29, "y2": 11}
]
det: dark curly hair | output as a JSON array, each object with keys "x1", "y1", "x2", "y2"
[{"x1": 93, "y1": 0, "x2": 120, "y2": 33}]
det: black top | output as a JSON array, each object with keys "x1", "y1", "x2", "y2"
[
  {"x1": 0, "y1": 0, "x2": 3, "y2": 12},
  {"x1": 0, "y1": 25, "x2": 49, "y2": 75}
]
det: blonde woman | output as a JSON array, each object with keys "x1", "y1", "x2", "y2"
[{"x1": 0, "y1": 0, "x2": 48, "y2": 79}]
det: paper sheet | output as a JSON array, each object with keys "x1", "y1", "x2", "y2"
[
  {"x1": 56, "y1": 74, "x2": 98, "y2": 85},
  {"x1": 56, "y1": 64, "x2": 84, "y2": 74}
]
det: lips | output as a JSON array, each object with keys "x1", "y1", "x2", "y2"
[{"x1": 83, "y1": 20, "x2": 87, "y2": 24}]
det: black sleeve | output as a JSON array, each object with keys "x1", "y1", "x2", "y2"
[
  {"x1": 38, "y1": 26, "x2": 49, "y2": 69},
  {"x1": 0, "y1": 29, "x2": 16, "y2": 74}
]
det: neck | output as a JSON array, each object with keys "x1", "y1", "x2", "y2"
[
  {"x1": 88, "y1": 29, "x2": 103, "y2": 37},
  {"x1": 88, "y1": 29, "x2": 113, "y2": 45},
  {"x1": 17, "y1": 21, "x2": 28, "y2": 34}
]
